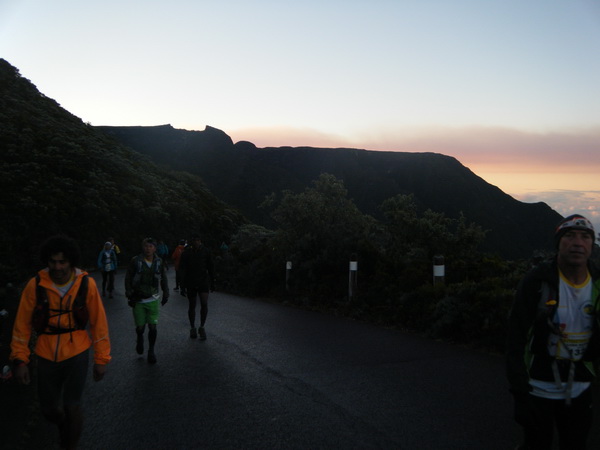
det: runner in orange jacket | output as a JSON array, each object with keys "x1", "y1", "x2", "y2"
[
  {"x1": 171, "y1": 239, "x2": 187, "y2": 293},
  {"x1": 10, "y1": 235, "x2": 111, "y2": 449}
]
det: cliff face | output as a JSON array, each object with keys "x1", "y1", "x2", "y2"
[{"x1": 99, "y1": 125, "x2": 562, "y2": 259}]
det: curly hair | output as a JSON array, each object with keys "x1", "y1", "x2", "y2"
[{"x1": 40, "y1": 235, "x2": 81, "y2": 267}]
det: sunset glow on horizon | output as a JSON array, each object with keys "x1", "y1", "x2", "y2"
[{"x1": 228, "y1": 124, "x2": 600, "y2": 229}]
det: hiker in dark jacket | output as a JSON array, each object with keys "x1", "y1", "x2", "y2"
[
  {"x1": 97, "y1": 241, "x2": 117, "y2": 298},
  {"x1": 125, "y1": 238, "x2": 169, "y2": 364},
  {"x1": 506, "y1": 214, "x2": 600, "y2": 450},
  {"x1": 179, "y1": 234, "x2": 215, "y2": 340}
]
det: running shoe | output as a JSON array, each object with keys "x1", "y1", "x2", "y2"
[
  {"x1": 147, "y1": 350, "x2": 157, "y2": 364},
  {"x1": 198, "y1": 327, "x2": 207, "y2": 340},
  {"x1": 190, "y1": 327, "x2": 197, "y2": 339}
]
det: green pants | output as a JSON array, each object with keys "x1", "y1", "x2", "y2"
[{"x1": 133, "y1": 300, "x2": 159, "y2": 326}]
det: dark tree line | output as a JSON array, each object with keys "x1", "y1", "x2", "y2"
[
  {"x1": 218, "y1": 174, "x2": 529, "y2": 352},
  {"x1": 0, "y1": 59, "x2": 245, "y2": 283}
]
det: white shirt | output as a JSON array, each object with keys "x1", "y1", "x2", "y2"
[{"x1": 531, "y1": 271, "x2": 593, "y2": 399}]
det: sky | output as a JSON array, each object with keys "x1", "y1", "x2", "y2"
[{"x1": 2, "y1": 0, "x2": 600, "y2": 231}]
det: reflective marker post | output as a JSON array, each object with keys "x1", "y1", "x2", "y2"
[
  {"x1": 349, "y1": 258, "x2": 358, "y2": 300},
  {"x1": 433, "y1": 255, "x2": 445, "y2": 285},
  {"x1": 286, "y1": 261, "x2": 292, "y2": 291}
]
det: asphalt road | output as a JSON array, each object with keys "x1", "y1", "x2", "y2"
[{"x1": 4, "y1": 268, "x2": 599, "y2": 449}]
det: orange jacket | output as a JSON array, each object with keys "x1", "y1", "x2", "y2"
[
  {"x1": 171, "y1": 245, "x2": 186, "y2": 271},
  {"x1": 10, "y1": 268, "x2": 111, "y2": 365}
]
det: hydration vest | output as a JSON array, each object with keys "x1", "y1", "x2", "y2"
[
  {"x1": 32, "y1": 274, "x2": 89, "y2": 334},
  {"x1": 135, "y1": 256, "x2": 162, "y2": 275}
]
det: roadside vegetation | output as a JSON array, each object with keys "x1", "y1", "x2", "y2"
[{"x1": 216, "y1": 173, "x2": 550, "y2": 354}]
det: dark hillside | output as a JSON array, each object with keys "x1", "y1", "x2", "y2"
[
  {"x1": 0, "y1": 59, "x2": 245, "y2": 283},
  {"x1": 99, "y1": 126, "x2": 562, "y2": 259}
]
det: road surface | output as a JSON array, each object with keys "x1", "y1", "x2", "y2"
[{"x1": 4, "y1": 268, "x2": 598, "y2": 449}]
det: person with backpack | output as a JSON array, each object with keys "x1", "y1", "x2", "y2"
[
  {"x1": 125, "y1": 237, "x2": 169, "y2": 364},
  {"x1": 171, "y1": 239, "x2": 187, "y2": 295},
  {"x1": 97, "y1": 241, "x2": 117, "y2": 298},
  {"x1": 179, "y1": 234, "x2": 215, "y2": 340},
  {"x1": 107, "y1": 236, "x2": 121, "y2": 256},
  {"x1": 10, "y1": 235, "x2": 111, "y2": 450},
  {"x1": 156, "y1": 239, "x2": 169, "y2": 270},
  {"x1": 507, "y1": 214, "x2": 600, "y2": 450}
]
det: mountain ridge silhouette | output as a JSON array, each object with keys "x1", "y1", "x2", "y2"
[{"x1": 98, "y1": 123, "x2": 562, "y2": 259}]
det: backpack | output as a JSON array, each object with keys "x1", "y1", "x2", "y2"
[
  {"x1": 32, "y1": 275, "x2": 89, "y2": 334},
  {"x1": 128, "y1": 256, "x2": 164, "y2": 298},
  {"x1": 134, "y1": 255, "x2": 162, "y2": 274}
]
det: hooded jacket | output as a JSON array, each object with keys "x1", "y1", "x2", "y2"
[
  {"x1": 10, "y1": 268, "x2": 111, "y2": 365},
  {"x1": 506, "y1": 258, "x2": 600, "y2": 395},
  {"x1": 97, "y1": 248, "x2": 118, "y2": 272}
]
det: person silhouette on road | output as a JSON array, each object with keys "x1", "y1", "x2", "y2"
[
  {"x1": 125, "y1": 238, "x2": 169, "y2": 364},
  {"x1": 179, "y1": 234, "x2": 215, "y2": 340}
]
